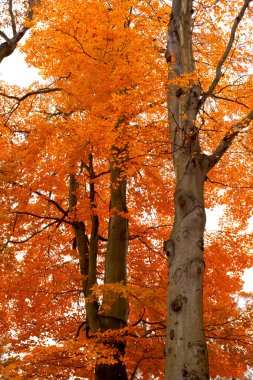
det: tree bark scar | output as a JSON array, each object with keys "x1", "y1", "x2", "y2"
[
  {"x1": 171, "y1": 295, "x2": 185, "y2": 311},
  {"x1": 178, "y1": 204, "x2": 203, "y2": 225},
  {"x1": 182, "y1": 368, "x2": 201, "y2": 380},
  {"x1": 182, "y1": 368, "x2": 188, "y2": 377},
  {"x1": 196, "y1": 237, "x2": 204, "y2": 251},
  {"x1": 173, "y1": 267, "x2": 184, "y2": 284},
  {"x1": 178, "y1": 193, "x2": 187, "y2": 207},
  {"x1": 196, "y1": 206, "x2": 205, "y2": 217},
  {"x1": 164, "y1": 238, "x2": 175, "y2": 258},
  {"x1": 170, "y1": 329, "x2": 174, "y2": 340},
  {"x1": 176, "y1": 87, "x2": 184, "y2": 97},
  {"x1": 182, "y1": 229, "x2": 189, "y2": 238},
  {"x1": 187, "y1": 258, "x2": 205, "y2": 275},
  {"x1": 165, "y1": 52, "x2": 172, "y2": 62}
]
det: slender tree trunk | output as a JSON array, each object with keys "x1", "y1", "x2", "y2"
[
  {"x1": 164, "y1": 0, "x2": 209, "y2": 378},
  {"x1": 104, "y1": 146, "x2": 129, "y2": 327},
  {"x1": 69, "y1": 147, "x2": 128, "y2": 380},
  {"x1": 95, "y1": 339, "x2": 127, "y2": 380},
  {"x1": 69, "y1": 172, "x2": 100, "y2": 332},
  {"x1": 95, "y1": 145, "x2": 129, "y2": 380}
]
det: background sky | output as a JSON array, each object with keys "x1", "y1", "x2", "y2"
[{"x1": 0, "y1": 50, "x2": 40, "y2": 86}]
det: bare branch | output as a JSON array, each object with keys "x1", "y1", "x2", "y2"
[
  {"x1": 34, "y1": 191, "x2": 68, "y2": 215},
  {"x1": 95, "y1": 169, "x2": 111, "y2": 178},
  {"x1": 0, "y1": 31, "x2": 10, "y2": 42},
  {"x1": 0, "y1": 87, "x2": 62, "y2": 102},
  {"x1": 56, "y1": 29, "x2": 101, "y2": 63},
  {"x1": 10, "y1": 211, "x2": 73, "y2": 225},
  {"x1": 206, "y1": 176, "x2": 253, "y2": 189},
  {"x1": 8, "y1": 0, "x2": 17, "y2": 35},
  {"x1": 131, "y1": 308, "x2": 146, "y2": 327},
  {"x1": 211, "y1": 94, "x2": 250, "y2": 109},
  {"x1": 74, "y1": 321, "x2": 87, "y2": 339},
  {"x1": 7, "y1": 220, "x2": 58, "y2": 244},
  {"x1": 0, "y1": 87, "x2": 61, "y2": 125}
]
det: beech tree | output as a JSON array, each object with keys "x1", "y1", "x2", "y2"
[
  {"x1": 164, "y1": 1, "x2": 253, "y2": 378},
  {"x1": 0, "y1": 0, "x2": 253, "y2": 379}
]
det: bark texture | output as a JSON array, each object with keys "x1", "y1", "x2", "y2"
[
  {"x1": 164, "y1": 0, "x2": 252, "y2": 378},
  {"x1": 164, "y1": 160, "x2": 209, "y2": 380},
  {"x1": 164, "y1": 1, "x2": 209, "y2": 379},
  {"x1": 69, "y1": 147, "x2": 128, "y2": 380},
  {"x1": 95, "y1": 146, "x2": 129, "y2": 380}
]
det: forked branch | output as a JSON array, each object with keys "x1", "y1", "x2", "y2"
[{"x1": 0, "y1": 0, "x2": 35, "y2": 62}]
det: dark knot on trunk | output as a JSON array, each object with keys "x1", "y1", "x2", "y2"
[{"x1": 171, "y1": 295, "x2": 187, "y2": 312}]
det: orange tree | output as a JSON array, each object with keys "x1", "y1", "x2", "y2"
[{"x1": 0, "y1": 0, "x2": 253, "y2": 379}]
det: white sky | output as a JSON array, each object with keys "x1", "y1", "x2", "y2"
[
  {"x1": 1, "y1": 48, "x2": 252, "y2": 293},
  {"x1": 0, "y1": 49, "x2": 40, "y2": 86}
]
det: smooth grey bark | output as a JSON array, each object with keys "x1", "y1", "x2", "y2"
[
  {"x1": 103, "y1": 145, "x2": 129, "y2": 327},
  {"x1": 69, "y1": 172, "x2": 100, "y2": 332},
  {"x1": 164, "y1": 0, "x2": 253, "y2": 379},
  {"x1": 164, "y1": 159, "x2": 209, "y2": 380},
  {"x1": 95, "y1": 145, "x2": 129, "y2": 380},
  {"x1": 69, "y1": 148, "x2": 128, "y2": 380}
]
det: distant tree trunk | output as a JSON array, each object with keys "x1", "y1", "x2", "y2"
[
  {"x1": 164, "y1": 0, "x2": 209, "y2": 378},
  {"x1": 69, "y1": 146, "x2": 128, "y2": 380},
  {"x1": 95, "y1": 145, "x2": 129, "y2": 380}
]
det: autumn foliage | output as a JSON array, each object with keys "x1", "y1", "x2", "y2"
[{"x1": 0, "y1": 0, "x2": 253, "y2": 379}]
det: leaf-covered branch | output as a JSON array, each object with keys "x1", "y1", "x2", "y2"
[
  {"x1": 207, "y1": 109, "x2": 253, "y2": 171},
  {"x1": 199, "y1": 0, "x2": 253, "y2": 107}
]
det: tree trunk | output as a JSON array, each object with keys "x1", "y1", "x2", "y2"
[
  {"x1": 164, "y1": 158, "x2": 209, "y2": 379},
  {"x1": 164, "y1": 0, "x2": 253, "y2": 377},
  {"x1": 164, "y1": 0, "x2": 209, "y2": 378},
  {"x1": 69, "y1": 172, "x2": 100, "y2": 332},
  {"x1": 69, "y1": 147, "x2": 128, "y2": 380},
  {"x1": 95, "y1": 145, "x2": 129, "y2": 380},
  {"x1": 95, "y1": 341, "x2": 127, "y2": 380},
  {"x1": 104, "y1": 146, "x2": 129, "y2": 326}
]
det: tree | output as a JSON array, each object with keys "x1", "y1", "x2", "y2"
[
  {"x1": 164, "y1": 1, "x2": 253, "y2": 378},
  {"x1": 0, "y1": 0, "x2": 253, "y2": 379},
  {"x1": 1, "y1": 1, "x2": 169, "y2": 378}
]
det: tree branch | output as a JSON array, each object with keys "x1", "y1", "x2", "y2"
[
  {"x1": 199, "y1": 0, "x2": 252, "y2": 107},
  {"x1": 10, "y1": 211, "x2": 73, "y2": 225},
  {"x1": 74, "y1": 321, "x2": 87, "y2": 339},
  {"x1": 0, "y1": 87, "x2": 62, "y2": 102},
  {"x1": 206, "y1": 109, "x2": 253, "y2": 172},
  {"x1": 0, "y1": 31, "x2": 10, "y2": 42},
  {"x1": 34, "y1": 191, "x2": 68, "y2": 215},
  {"x1": 0, "y1": 0, "x2": 35, "y2": 62},
  {"x1": 8, "y1": 0, "x2": 17, "y2": 35},
  {"x1": 206, "y1": 176, "x2": 253, "y2": 189},
  {"x1": 211, "y1": 94, "x2": 250, "y2": 109},
  {"x1": 8, "y1": 220, "x2": 58, "y2": 244}
]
